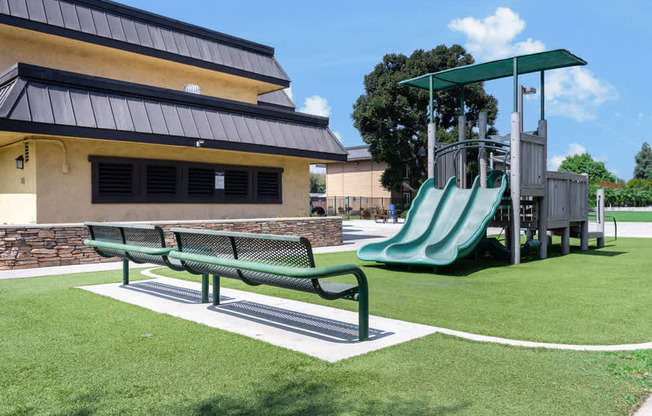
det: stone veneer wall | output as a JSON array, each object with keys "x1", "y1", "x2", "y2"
[{"x1": 0, "y1": 217, "x2": 342, "y2": 270}]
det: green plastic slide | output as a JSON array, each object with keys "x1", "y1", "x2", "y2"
[{"x1": 357, "y1": 174, "x2": 507, "y2": 267}]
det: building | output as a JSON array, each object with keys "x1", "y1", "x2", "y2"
[
  {"x1": 0, "y1": 0, "x2": 346, "y2": 224},
  {"x1": 325, "y1": 145, "x2": 413, "y2": 213}
]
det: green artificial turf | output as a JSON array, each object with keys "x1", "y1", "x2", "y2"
[
  {"x1": 2, "y1": 237, "x2": 652, "y2": 415},
  {"x1": 603, "y1": 211, "x2": 652, "y2": 222},
  {"x1": 157, "y1": 237, "x2": 652, "y2": 345}
]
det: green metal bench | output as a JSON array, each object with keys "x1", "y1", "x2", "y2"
[
  {"x1": 83, "y1": 222, "x2": 193, "y2": 292},
  {"x1": 169, "y1": 227, "x2": 369, "y2": 341}
]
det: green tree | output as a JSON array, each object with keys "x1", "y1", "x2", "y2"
[
  {"x1": 309, "y1": 173, "x2": 326, "y2": 193},
  {"x1": 634, "y1": 142, "x2": 652, "y2": 179},
  {"x1": 351, "y1": 45, "x2": 498, "y2": 191},
  {"x1": 558, "y1": 153, "x2": 616, "y2": 182}
]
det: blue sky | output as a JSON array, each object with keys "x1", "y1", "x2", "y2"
[{"x1": 125, "y1": 0, "x2": 651, "y2": 180}]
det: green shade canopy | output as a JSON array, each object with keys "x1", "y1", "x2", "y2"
[{"x1": 400, "y1": 49, "x2": 586, "y2": 92}]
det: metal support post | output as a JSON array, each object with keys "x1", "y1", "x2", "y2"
[
  {"x1": 510, "y1": 112, "x2": 521, "y2": 264},
  {"x1": 201, "y1": 273, "x2": 209, "y2": 303},
  {"x1": 212, "y1": 275, "x2": 220, "y2": 305},
  {"x1": 122, "y1": 258, "x2": 129, "y2": 285}
]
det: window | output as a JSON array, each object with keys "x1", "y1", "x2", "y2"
[{"x1": 90, "y1": 156, "x2": 282, "y2": 204}]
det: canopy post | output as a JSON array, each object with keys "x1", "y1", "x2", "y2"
[
  {"x1": 540, "y1": 70, "x2": 545, "y2": 120},
  {"x1": 428, "y1": 75, "x2": 435, "y2": 180}
]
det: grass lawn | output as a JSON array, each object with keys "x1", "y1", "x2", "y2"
[
  {"x1": 603, "y1": 211, "x2": 652, "y2": 222},
  {"x1": 2, "y1": 237, "x2": 652, "y2": 415}
]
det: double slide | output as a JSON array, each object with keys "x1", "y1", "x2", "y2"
[{"x1": 357, "y1": 174, "x2": 507, "y2": 267}]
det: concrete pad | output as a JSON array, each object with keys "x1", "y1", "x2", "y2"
[{"x1": 77, "y1": 270, "x2": 437, "y2": 362}]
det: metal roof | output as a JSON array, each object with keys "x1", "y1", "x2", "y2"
[
  {"x1": 257, "y1": 89, "x2": 295, "y2": 110},
  {"x1": 0, "y1": 63, "x2": 346, "y2": 161},
  {"x1": 345, "y1": 145, "x2": 372, "y2": 161},
  {"x1": 400, "y1": 49, "x2": 586, "y2": 91},
  {"x1": 0, "y1": 0, "x2": 290, "y2": 87}
]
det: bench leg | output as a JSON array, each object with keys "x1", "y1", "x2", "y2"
[
  {"x1": 212, "y1": 275, "x2": 220, "y2": 306},
  {"x1": 201, "y1": 274, "x2": 209, "y2": 303},
  {"x1": 122, "y1": 259, "x2": 129, "y2": 286},
  {"x1": 358, "y1": 283, "x2": 369, "y2": 342}
]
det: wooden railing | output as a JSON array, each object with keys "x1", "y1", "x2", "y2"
[{"x1": 546, "y1": 171, "x2": 588, "y2": 229}]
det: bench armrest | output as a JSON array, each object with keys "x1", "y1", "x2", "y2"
[{"x1": 84, "y1": 239, "x2": 176, "y2": 256}]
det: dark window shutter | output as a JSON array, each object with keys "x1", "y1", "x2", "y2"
[
  {"x1": 98, "y1": 163, "x2": 133, "y2": 195},
  {"x1": 146, "y1": 165, "x2": 176, "y2": 195},
  {"x1": 188, "y1": 168, "x2": 214, "y2": 196},
  {"x1": 257, "y1": 171, "x2": 280, "y2": 200},
  {"x1": 225, "y1": 170, "x2": 249, "y2": 198}
]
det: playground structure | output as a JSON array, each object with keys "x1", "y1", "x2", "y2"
[{"x1": 358, "y1": 50, "x2": 605, "y2": 267}]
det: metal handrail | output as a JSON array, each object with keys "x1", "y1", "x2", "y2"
[{"x1": 433, "y1": 139, "x2": 511, "y2": 186}]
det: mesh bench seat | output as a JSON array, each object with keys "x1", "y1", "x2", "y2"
[
  {"x1": 84, "y1": 222, "x2": 185, "y2": 288},
  {"x1": 169, "y1": 228, "x2": 369, "y2": 341}
]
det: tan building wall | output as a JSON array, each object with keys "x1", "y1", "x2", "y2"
[
  {"x1": 0, "y1": 140, "x2": 37, "y2": 223},
  {"x1": 326, "y1": 159, "x2": 390, "y2": 198},
  {"x1": 0, "y1": 25, "x2": 279, "y2": 103},
  {"x1": 1, "y1": 135, "x2": 310, "y2": 224}
]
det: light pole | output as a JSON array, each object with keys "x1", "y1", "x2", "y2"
[{"x1": 519, "y1": 86, "x2": 537, "y2": 132}]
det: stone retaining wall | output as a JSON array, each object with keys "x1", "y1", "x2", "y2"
[{"x1": 0, "y1": 217, "x2": 342, "y2": 270}]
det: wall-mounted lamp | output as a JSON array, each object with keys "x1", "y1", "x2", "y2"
[
  {"x1": 15, "y1": 155, "x2": 24, "y2": 169},
  {"x1": 196, "y1": 140, "x2": 204, "y2": 148}
]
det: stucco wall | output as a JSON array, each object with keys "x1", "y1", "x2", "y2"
[
  {"x1": 0, "y1": 140, "x2": 36, "y2": 223},
  {"x1": 1, "y1": 137, "x2": 310, "y2": 224},
  {"x1": 0, "y1": 24, "x2": 278, "y2": 103},
  {"x1": 326, "y1": 159, "x2": 390, "y2": 198}
]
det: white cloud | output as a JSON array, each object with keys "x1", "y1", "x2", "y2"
[
  {"x1": 638, "y1": 112, "x2": 644, "y2": 119},
  {"x1": 299, "y1": 95, "x2": 332, "y2": 117},
  {"x1": 284, "y1": 87, "x2": 293, "y2": 101},
  {"x1": 448, "y1": 7, "x2": 617, "y2": 122},
  {"x1": 448, "y1": 7, "x2": 544, "y2": 61},
  {"x1": 549, "y1": 142, "x2": 586, "y2": 170},
  {"x1": 332, "y1": 131, "x2": 342, "y2": 142}
]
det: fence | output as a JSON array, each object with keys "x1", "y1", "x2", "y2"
[{"x1": 311, "y1": 196, "x2": 409, "y2": 218}]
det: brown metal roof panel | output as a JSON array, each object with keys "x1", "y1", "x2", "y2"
[
  {"x1": 26, "y1": 0, "x2": 47, "y2": 23},
  {"x1": 143, "y1": 101, "x2": 168, "y2": 135},
  {"x1": 88, "y1": 91, "x2": 115, "y2": 129},
  {"x1": 206, "y1": 42, "x2": 225, "y2": 65},
  {"x1": 195, "y1": 38, "x2": 213, "y2": 62},
  {"x1": 253, "y1": 117, "x2": 277, "y2": 147},
  {"x1": 60, "y1": 1, "x2": 81, "y2": 31},
  {"x1": 133, "y1": 21, "x2": 153, "y2": 48},
  {"x1": 26, "y1": 83, "x2": 54, "y2": 123},
  {"x1": 219, "y1": 113, "x2": 240, "y2": 142},
  {"x1": 159, "y1": 28, "x2": 178, "y2": 54},
  {"x1": 243, "y1": 117, "x2": 264, "y2": 146},
  {"x1": 279, "y1": 122, "x2": 306, "y2": 150},
  {"x1": 176, "y1": 106, "x2": 199, "y2": 138},
  {"x1": 172, "y1": 32, "x2": 190, "y2": 56},
  {"x1": 126, "y1": 98, "x2": 152, "y2": 133},
  {"x1": 0, "y1": 0, "x2": 9, "y2": 14},
  {"x1": 75, "y1": 4, "x2": 96, "y2": 34},
  {"x1": 268, "y1": 120, "x2": 295, "y2": 149},
  {"x1": 8, "y1": 88, "x2": 30, "y2": 121},
  {"x1": 147, "y1": 25, "x2": 165, "y2": 51},
  {"x1": 230, "y1": 114, "x2": 253, "y2": 144},
  {"x1": 184, "y1": 35, "x2": 203, "y2": 61},
  {"x1": 69, "y1": 89, "x2": 96, "y2": 127},
  {"x1": 159, "y1": 103, "x2": 183, "y2": 136},
  {"x1": 90, "y1": 8, "x2": 110, "y2": 37},
  {"x1": 204, "y1": 110, "x2": 226, "y2": 141},
  {"x1": 120, "y1": 16, "x2": 140, "y2": 44},
  {"x1": 42, "y1": 0, "x2": 64, "y2": 27},
  {"x1": 190, "y1": 108, "x2": 213, "y2": 140},
  {"x1": 7, "y1": 0, "x2": 28, "y2": 18},
  {"x1": 49, "y1": 86, "x2": 76, "y2": 125},
  {"x1": 105, "y1": 13, "x2": 126, "y2": 41},
  {"x1": 108, "y1": 95, "x2": 134, "y2": 131}
]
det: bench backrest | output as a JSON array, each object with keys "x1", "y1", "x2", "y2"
[
  {"x1": 171, "y1": 228, "x2": 320, "y2": 294},
  {"x1": 86, "y1": 222, "x2": 182, "y2": 270}
]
